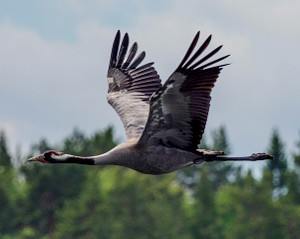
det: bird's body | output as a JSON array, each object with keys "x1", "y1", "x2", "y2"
[
  {"x1": 28, "y1": 30, "x2": 272, "y2": 174},
  {"x1": 94, "y1": 139, "x2": 199, "y2": 174}
]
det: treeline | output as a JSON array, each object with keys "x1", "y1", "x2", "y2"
[{"x1": 0, "y1": 126, "x2": 300, "y2": 239}]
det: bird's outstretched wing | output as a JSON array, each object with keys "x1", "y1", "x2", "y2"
[
  {"x1": 107, "y1": 31, "x2": 161, "y2": 140},
  {"x1": 138, "y1": 31, "x2": 229, "y2": 150}
]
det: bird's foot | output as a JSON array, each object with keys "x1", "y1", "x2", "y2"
[{"x1": 250, "y1": 153, "x2": 273, "y2": 161}]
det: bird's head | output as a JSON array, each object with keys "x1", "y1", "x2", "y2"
[{"x1": 27, "y1": 150, "x2": 66, "y2": 164}]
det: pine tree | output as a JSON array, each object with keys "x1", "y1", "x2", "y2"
[
  {"x1": 191, "y1": 168, "x2": 220, "y2": 239},
  {"x1": 21, "y1": 132, "x2": 90, "y2": 237},
  {"x1": 177, "y1": 134, "x2": 209, "y2": 189},
  {"x1": 0, "y1": 130, "x2": 19, "y2": 235},
  {"x1": 0, "y1": 131, "x2": 12, "y2": 168},
  {"x1": 208, "y1": 125, "x2": 233, "y2": 189},
  {"x1": 294, "y1": 131, "x2": 300, "y2": 168},
  {"x1": 190, "y1": 126, "x2": 232, "y2": 238},
  {"x1": 211, "y1": 125, "x2": 231, "y2": 155},
  {"x1": 285, "y1": 131, "x2": 300, "y2": 204},
  {"x1": 267, "y1": 128, "x2": 287, "y2": 198},
  {"x1": 216, "y1": 171, "x2": 285, "y2": 239}
]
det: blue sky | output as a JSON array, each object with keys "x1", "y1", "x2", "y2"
[
  {"x1": 0, "y1": 0, "x2": 299, "y2": 165},
  {"x1": 0, "y1": 0, "x2": 170, "y2": 41}
]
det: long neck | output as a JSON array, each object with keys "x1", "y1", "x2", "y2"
[
  {"x1": 52, "y1": 151, "x2": 118, "y2": 165},
  {"x1": 51, "y1": 142, "x2": 135, "y2": 166}
]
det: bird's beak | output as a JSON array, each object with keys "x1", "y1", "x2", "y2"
[{"x1": 27, "y1": 154, "x2": 47, "y2": 163}]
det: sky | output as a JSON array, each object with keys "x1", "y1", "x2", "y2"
[{"x1": 0, "y1": 0, "x2": 299, "y2": 164}]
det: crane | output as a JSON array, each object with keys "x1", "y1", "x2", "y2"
[{"x1": 28, "y1": 30, "x2": 272, "y2": 174}]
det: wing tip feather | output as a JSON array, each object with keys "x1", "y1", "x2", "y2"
[
  {"x1": 109, "y1": 30, "x2": 121, "y2": 68},
  {"x1": 176, "y1": 31, "x2": 230, "y2": 73},
  {"x1": 176, "y1": 31, "x2": 201, "y2": 70}
]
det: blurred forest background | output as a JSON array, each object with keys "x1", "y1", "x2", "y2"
[{"x1": 1, "y1": 125, "x2": 300, "y2": 239}]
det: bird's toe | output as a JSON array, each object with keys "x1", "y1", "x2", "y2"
[{"x1": 251, "y1": 153, "x2": 273, "y2": 160}]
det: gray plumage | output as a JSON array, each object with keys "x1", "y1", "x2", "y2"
[
  {"x1": 28, "y1": 30, "x2": 272, "y2": 174},
  {"x1": 107, "y1": 31, "x2": 161, "y2": 139}
]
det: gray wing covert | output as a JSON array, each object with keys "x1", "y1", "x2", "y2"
[
  {"x1": 138, "y1": 31, "x2": 230, "y2": 150},
  {"x1": 107, "y1": 31, "x2": 161, "y2": 140}
]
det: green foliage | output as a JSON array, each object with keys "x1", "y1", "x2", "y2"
[
  {"x1": 55, "y1": 169, "x2": 190, "y2": 239},
  {"x1": 1, "y1": 125, "x2": 300, "y2": 238},
  {"x1": 207, "y1": 125, "x2": 234, "y2": 189},
  {"x1": 284, "y1": 133, "x2": 300, "y2": 204},
  {"x1": 211, "y1": 125, "x2": 231, "y2": 155},
  {"x1": 266, "y1": 128, "x2": 288, "y2": 198},
  {"x1": 216, "y1": 172, "x2": 285, "y2": 239},
  {"x1": 178, "y1": 126, "x2": 233, "y2": 190},
  {"x1": 191, "y1": 168, "x2": 220, "y2": 239},
  {"x1": 267, "y1": 128, "x2": 287, "y2": 174},
  {"x1": 0, "y1": 131, "x2": 22, "y2": 235},
  {"x1": 0, "y1": 131, "x2": 12, "y2": 168},
  {"x1": 293, "y1": 131, "x2": 300, "y2": 168}
]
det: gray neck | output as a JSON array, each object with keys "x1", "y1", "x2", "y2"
[
  {"x1": 52, "y1": 143, "x2": 133, "y2": 166},
  {"x1": 52, "y1": 151, "x2": 118, "y2": 165},
  {"x1": 91, "y1": 151, "x2": 119, "y2": 165}
]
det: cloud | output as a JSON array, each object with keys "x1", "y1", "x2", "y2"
[
  {"x1": 128, "y1": 0, "x2": 300, "y2": 154},
  {"x1": 0, "y1": 0, "x2": 299, "y2": 158},
  {"x1": 0, "y1": 23, "x2": 123, "y2": 152},
  {"x1": 0, "y1": 121, "x2": 17, "y2": 146}
]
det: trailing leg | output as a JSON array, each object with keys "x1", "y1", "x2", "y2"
[
  {"x1": 205, "y1": 153, "x2": 273, "y2": 162},
  {"x1": 193, "y1": 149, "x2": 225, "y2": 164},
  {"x1": 196, "y1": 149, "x2": 225, "y2": 156}
]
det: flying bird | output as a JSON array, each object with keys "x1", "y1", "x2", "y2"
[{"x1": 28, "y1": 31, "x2": 272, "y2": 174}]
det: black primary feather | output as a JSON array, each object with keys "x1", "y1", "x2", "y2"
[
  {"x1": 182, "y1": 35, "x2": 212, "y2": 69},
  {"x1": 109, "y1": 30, "x2": 121, "y2": 68},
  {"x1": 138, "y1": 31, "x2": 230, "y2": 150},
  {"x1": 177, "y1": 31, "x2": 200, "y2": 70},
  {"x1": 122, "y1": 42, "x2": 138, "y2": 69}
]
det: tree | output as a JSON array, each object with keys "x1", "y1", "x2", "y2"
[
  {"x1": 216, "y1": 172, "x2": 284, "y2": 239},
  {"x1": 211, "y1": 125, "x2": 231, "y2": 155},
  {"x1": 190, "y1": 168, "x2": 220, "y2": 239},
  {"x1": 19, "y1": 127, "x2": 117, "y2": 237},
  {"x1": 177, "y1": 134, "x2": 209, "y2": 189},
  {"x1": 266, "y1": 128, "x2": 287, "y2": 198},
  {"x1": 20, "y1": 129, "x2": 92, "y2": 237},
  {"x1": 284, "y1": 132, "x2": 300, "y2": 204},
  {"x1": 188, "y1": 126, "x2": 232, "y2": 239},
  {"x1": 293, "y1": 131, "x2": 300, "y2": 169},
  {"x1": 0, "y1": 131, "x2": 22, "y2": 235},
  {"x1": 178, "y1": 126, "x2": 233, "y2": 190},
  {"x1": 208, "y1": 125, "x2": 234, "y2": 189},
  {"x1": 55, "y1": 169, "x2": 191, "y2": 239},
  {"x1": 0, "y1": 131, "x2": 12, "y2": 168},
  {"x1": 3, "y1": 125, "x2": 300, "y2": 238}
]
